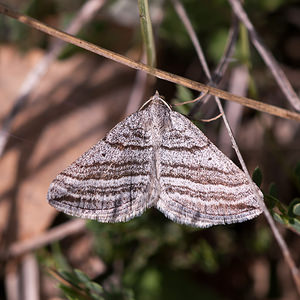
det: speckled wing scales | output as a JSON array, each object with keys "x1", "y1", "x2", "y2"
[
  {"x1": 156, "y1": 111, "x2": 263, "y2": 227},
  {"x1": 47, "y1": 110, "x2": 155, "y2": 223},
  {"x1": 48, "y1": 92, "x2": 263, "y2": 227}
]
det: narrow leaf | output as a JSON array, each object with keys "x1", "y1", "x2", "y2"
[{"x1": 252, "y1": 167, "x2": 262, "y2": 187}]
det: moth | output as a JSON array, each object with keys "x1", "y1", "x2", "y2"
[{"x1": 48, "y1": 91, "x2": 263, "y2": 227}]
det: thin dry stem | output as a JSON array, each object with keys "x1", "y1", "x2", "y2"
[
  {"x1": 173, "y1": 92, "x2": 208, "y2": 106},
  {"x1": 172, "y1": 0, "x2": 300, "y2": 294},
  {"x1": 125, "y1": 53, "x2": 148, "y2": 116},
  {"x1": 47, "y1": 268, "x2": 94, "y2": 300},
  {"x1": 219, "y1": 65, "x2": 247, "y2": 156},
  {"x1": 228, "y1": 0, "x2": 300, "y2": 112},
  {"x1": 0, "y1": 0, "x2": 106, "y2": 157},
  {"x1": 171, "y1": 0, "x2": 211, "y2": 80},
  {"x1": 200, "y1": 113, "x2": 223, "y2": 123},
  {"x1": 4, "y1": 219, "x2": 86, "y2": 258},
  {"x1": 0, "y1": 4, "x2": 299, "y2": 123},
  {"x1": 189, "y1": 13, "x2": 239, "y2": 117},
  {"x1": 138, "y1": 0, "x2": 156, "y2": 67},
  {"x1": 125, "y1": 69, "x2": 148, "y2": 116},
  {"x1": 22, "y1": 254, "x2": 39, "y2": 300},
  {"x1": 212, "y1": 14, "x2": 239, "y2": 84}
]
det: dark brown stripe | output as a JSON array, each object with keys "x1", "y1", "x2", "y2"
[
  {"x1": 166, "y1": 197, "x2": 258, "y2": 216},
  {"x1": 74, "y1": 160, "x2": 149, "y2": 169},
  {"x1": 160, "y1": 172, "x2": 246, "y2": 187},
  {"x1": 163, "y1": 185, "x2": 250, "y2": 200},
  {"x1": 50, "y1": 185, "x2": 147, "y2": 210},
  {"x1": 161, "y1": 162, "x2": 237, "y2": 175},
  {"x1": 105, "y1": 140, "x2": 152, "y2": 151},
  {"x1": 116, "y1": 129, "x2": 148, "y2": 140},
  {"x1": 60, "y1": 170, "x2": 150, "y2": 181},
  {"x1": 160, "y1": 142, "x2": 210, "y2": 152},
  {"x1": 54, "y1": 179, "x2": 145, "y2": 192}
]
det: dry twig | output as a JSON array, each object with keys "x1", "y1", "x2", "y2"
[
  {"x1": 171, "y1": 0, "x2": 300, "y2": 294},
  {"x1": 219, "y1": 65, "x2": 248, "y2": 156},
  {"x1": 200, "y1": 113, "x2": 223, "y2": 123},
  {"x1": 5, "y1": 219, "x2": 86, "y2": 258},
  {"x1": 0, "y1": 4, "x2": 299, "y2": 122},
  {"x1": 22, "y1": 254, "x2": 39, "y2": 300},
  {"x1": 189, "y1": 13, "x2": 240, "y2": 117},
  {"x1": 0, "y1": 0, "x2": 106, "y2": 157},
  {"x1": 125, "y1": 68, "x2": 148, "y2": 116},
  {"x1": 228, "y1": 0, "x2": 300, "y2": 111}
]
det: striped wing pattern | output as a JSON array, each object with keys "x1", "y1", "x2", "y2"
[
  {"x1": 156, "y1": 111, "x2": 263, "y2": 227},
  {"x1": 48, "y1": 110, "x2": 156, "y2": 222},
  {"x1": 48, "y1": 92, "x2": 263, "y2": 227}
]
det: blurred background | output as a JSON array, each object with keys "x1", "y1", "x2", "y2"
[{"x1": 0, "y1": 0, "x2": 300, "y2": 299}]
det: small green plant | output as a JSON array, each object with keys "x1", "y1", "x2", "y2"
[
  {"x1": 51, "y1": 268, "x2": 134, "y2": 300},
  {"x1": 260, "y1": 163, "x2": 300, "y2": 234}
]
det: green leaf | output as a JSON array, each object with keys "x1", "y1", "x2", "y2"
[
  {"x1": 252, "y1": 167, "x2": 262, "y2": 187},
  {"x1": 273, "y1": 213, "x2": 286, "y2": 225},
  {"x1": 288, "y1": 198, "x2": 300, "y2": 217},
  {"x1": 59, "y1": 270, "x2": 81, "y2": 286},
  {"x1": 74, "y1": 269, "x2": 90, "y2": 283},
  {"x1": 52, "y1": 242, "x2": 71, "y2": 271},
  {"x1": 289, "y1": 218, "x2": 300, "y2": 234},
  {"x1": 59, "y1": 284, "x2": 85, "y2": 300},
  {"x1": 85, "y1": 281, "x2": 104, "y2": 295},
  {"x1": 176, "y1": 85, "x2": 194, "y2": 102},
  {"x1": 293, "y1": 203, "x2": 300, "y2": 216},
  {"x1": 268, "y1": 182, "x2": 278, "y2": 198},
  {"x1": 173, "y1": 85, "x2": 194, "y2": 115},
  {"x1": 55, "y1": 269, "x2": 106, "y2": 300}
]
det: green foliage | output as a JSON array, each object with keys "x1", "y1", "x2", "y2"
[
  {"x1": 253, "y1": 164, "x2": 300, "y2": 235},
  {"x1": 84, "y1": 208, "x2": 264, "y2": 299},
  {"x1": 52, "y1": 242, "x2": 72, "y2": 271},
  {"x1": 265, "y1": 169, "x2": 300, "y2": 234},
  {"x1": 59, "y1": 269, "x2": 104, "y2": 300},
  {"x1": 252, "y1": 167, "x2": 263, "y2": 188},
  {"x1": 160, "y1": 0, "x2": 231, "y2": 62},
  {"x1": 54, "y1": 269, "x2": 134, "y2": 300},
  {"x1": 172, "y1": 85, "x2": 194, "y2": 115},
  {"x1": 207, "y1": 28, "x2": 229, "y2": 63}
]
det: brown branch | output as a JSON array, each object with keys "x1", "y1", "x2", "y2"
[
  {"x1": 212, "y1": 14, "x2": 239, "y2": 84},
  {"x1": 0, "y1": 0, "x2": 106, "y2": 157},
  {"x1": 125, "y1": 53, "x2": 148, "y2": 116},
  {"x1": 4, "y1": 219, "x2": 86, "y2": 258},
  {"x1": 227, "y1": 0, "x2": 300, "y2": 112},
  {"x1": 170, "y1": 0, "x2": 211, "y2": 80},
  {"x1": 171, "y1": 0, "x2": 300, "y2": 295},
  {"x1": 189, "y1": 13, "x2": 240, "y2": 117},
  {"x1": 22, "y1": 254, "x2": 40, "y2": 300},
  {"x1": 219, "y1": 65, "x2": 247, "y2": 156},
  {"x1": 1, "y1": 3, "x2": 300, "y2": 122}
]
